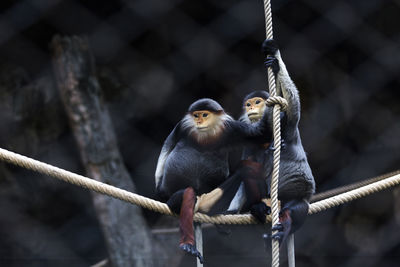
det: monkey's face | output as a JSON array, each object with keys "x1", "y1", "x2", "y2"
[
  {"x1": 245, "y1": 97, "x2": 266, "y2": 122},
  {"x1": 192, "y1": 110, "x2": 218, "y2": 132}
]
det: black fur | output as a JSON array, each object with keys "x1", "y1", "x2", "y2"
[
  {"x1": 243, "y1": 90, "x2": 269, "y2": 103},
  {"x1": 188, "y1": 98, "x2": 223, "y2": 113},
  {"x1": 262, "y1": 39, "x2": 279, "y2": 56}
]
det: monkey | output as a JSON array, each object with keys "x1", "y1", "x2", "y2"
[
  {"x1": 224, "y1": 39, "x2": 315, "y2": 245},
  {"x1": 200, "y1": 91, "x2": 276, "y2": 218},
  {"x1": 261, "y1": 39, "x2": 315, "y2": 244},
  {"x1": 225, "y1": 91, "x2": 274, "y2": 216},
  {"x1": 155, "y1": 98, "x2": 272, "y2": 262}
]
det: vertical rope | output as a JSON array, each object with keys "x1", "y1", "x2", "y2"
[{"x1": 263, "y1": 1, "x2": 281, "y2": 266}]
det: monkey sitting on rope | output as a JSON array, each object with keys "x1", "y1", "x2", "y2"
[{"x1": 155, "y1": 98, "x2": 273, "y2": 263}]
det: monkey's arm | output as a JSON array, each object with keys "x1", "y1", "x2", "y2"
[
  {"x1": 263, "y1": 39, "x2": 300, "y2": 139},
  {"x1": 276, "y1": 52, "x2": 301, "y2": 133},
  {"x1": 225, "y1": 115, "x2": 273, "y2": 147},
  {"x1": 155, "y1": 122, "x2": 181, "y2": 192}
]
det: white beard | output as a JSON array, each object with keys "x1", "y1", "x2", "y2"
[{"x1": 182, "y1": 113, "x2": 233, "y2": 144}]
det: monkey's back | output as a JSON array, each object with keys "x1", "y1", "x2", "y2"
[{"x1": 160, "y1": 139, "x2": 229, "y2": 198}]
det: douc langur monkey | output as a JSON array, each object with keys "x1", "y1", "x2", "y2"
[
  {"x1": 155, "y1": 98, "x2": 272, "y2": 263},
  {"x1": 228, "y1": 39, "x2": 316, "y2": 245},
  {"x1": 226, "y1": 90, "x2": 274, "y2": 218},
  {"x1": 262, "y1": 39, "x2": 315, "y2": 244}
]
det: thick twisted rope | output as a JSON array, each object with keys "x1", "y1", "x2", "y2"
[
  {"x1": 309, "y1": 171, "x2": 400, "y2": 214},
  {"x1": 0, "y1": 147, "x2": 260, "y2": 224},
  {"x1": 263, "y1": 0, "x2": 281, "y2": 266},
  {"x1": 0, "y1": 147, "x2": 400, "y2": 221},
  {"x1": 311, "y1": 170, "x2": 400, "y2": 202}
]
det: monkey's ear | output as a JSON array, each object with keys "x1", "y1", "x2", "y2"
[{"x1": 262, "y1": 39, "x2": 279, "y2": 57}]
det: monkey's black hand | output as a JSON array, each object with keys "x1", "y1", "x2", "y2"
[
  {"x1": 262, "y1": 39, "x2": 279, "y2": 56},
  {"x1": 180, "y1": 243, "x2": 204, "y2": 264},
  {"x1": 264, "y1": 55, "x2": 280, "y2": 75},
  {"x1": 250, "y1": 202, "x2": 271, "y2": 223}
]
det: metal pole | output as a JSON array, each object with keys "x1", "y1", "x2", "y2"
[
  {"x1": 287, "y1": 234, "x2": 295, "y2": 267},
  {"x1": 195, "y1": 223, "x2": 203, "y2": 267}
]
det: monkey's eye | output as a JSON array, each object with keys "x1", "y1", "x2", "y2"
[
  {"x1": 202, "y1": 113, "x2": 208, "y2": 118},
  {"x1": 246, "y1": 103, "x2": 251, "y2": 107},
  {"x1": 255, "y1": 100, "x2": 261, "y2": 104},
  {"x1": 194, "y1": 114, "x2": 199, "y2": 118}
]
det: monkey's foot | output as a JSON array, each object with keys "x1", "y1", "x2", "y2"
[
  {"x1": 264, "y1": 56, "x2": 280, "y2": 75},
  {"x1": 180, "y1": 243, "x2": 204, "y2": 264},
  {"x1": 262, "y1": 39, "x2": 279, "y2": 56},
  {"x1": 271, "y1": 223, "x2": 286, "y2": 242},
  {"x1": 262, "y1": 223, "x2": 286, "y2": 247},
  {"x1": 267, "y1": 209, "x2": 292, "y2": 245}
]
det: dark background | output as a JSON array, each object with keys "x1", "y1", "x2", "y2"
[{"x1": 0, "y1": 0, "x2": 400, "y2": 266}]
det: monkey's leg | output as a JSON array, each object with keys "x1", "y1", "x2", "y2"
[
  {"x1": 201, "y1": 170, "x2": 244, "y2": 215},
  {"x1": 178, "y1": 187, "x2": 204, "y2": 263},
  {"x1": 236, "y1": 160, "x2": 270, "y2": 221},
  {"x1": 269, "y1": 199, "x2": 309, "y2": 245}
]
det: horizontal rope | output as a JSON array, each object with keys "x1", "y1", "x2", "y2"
[
  {"x1": 308, "y1": 172, "x2": 400, "y2": 214},
  {"x1": 0, "y1": 148, "x2": 260, "y2": 224},
  {"x1": 0, "y1": 147, "x2": 399, "y2": 223},
  {"x1": 311, "y1": 169, "x2": 400, "y2": 202}
]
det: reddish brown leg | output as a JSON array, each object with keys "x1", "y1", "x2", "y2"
[{"x1": 179, "y1": 187, "x2": 203, "y2": 263}]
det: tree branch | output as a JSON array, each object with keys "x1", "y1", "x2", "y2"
[{"x1": 51, "y1": 35, "x2": 155, "y2": 267}]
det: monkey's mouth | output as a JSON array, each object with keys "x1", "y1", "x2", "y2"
[
  {"x1": 196, "y1": 126, "x2": 209, "y2": 131},
  {"x1": 248, "y1": 112, "x2": 260, "y2": 118}
]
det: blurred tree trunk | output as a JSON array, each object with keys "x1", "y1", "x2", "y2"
[{"x1": 51, "y1": 35, "x2": 154, "y2": 267}]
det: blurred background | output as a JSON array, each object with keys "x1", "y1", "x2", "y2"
[{"x1": 0, "y1": 0, "x2": 399, "y2": 266}]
